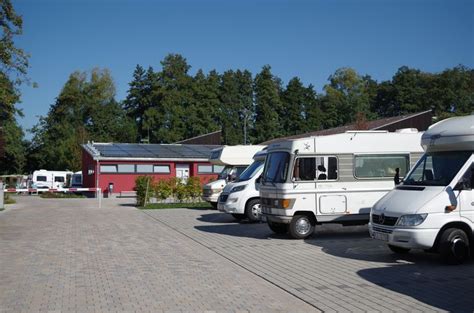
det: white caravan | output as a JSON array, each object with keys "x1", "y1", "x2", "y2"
[
  {"x1": 260, "y1": 130, "x2": 424, "y2": 239},
  {"x1": 370, "y1": 115, "x2": 474, "y2": 264},
  {"x1": 218, "y1": 149, "x2": 267, "y2": 222},
  {"x1": 202, "y1": 145, "x2": 265, "y2": 209},
  {"x1": 31, "y1": 170, "x2": 73, "y2": 189}
]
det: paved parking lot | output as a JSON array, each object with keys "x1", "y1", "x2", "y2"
[{"x1": 1, "y1": 196, "x2": 473, "y2": 312}]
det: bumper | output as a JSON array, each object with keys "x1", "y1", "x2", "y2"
[
  {"x1": 217, "y1": 195, "x2": 245, "y2": 214},
  {"x1": 369, "y1": 223, "x2": 438, "y2": 249},
  {"x1": 261, "y1": 206, "x2": 293, "y2": 224},
  {"x1": 202, "y1": 194, "x2": 220, "y2": 203}
]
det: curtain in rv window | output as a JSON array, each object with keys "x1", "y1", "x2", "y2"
[
  {"x1": 293, "y1": 156, "x2": 338, "y2": 181},
  {"x1": 354, "y1": 154, "x2": 409, "y2": 179}
]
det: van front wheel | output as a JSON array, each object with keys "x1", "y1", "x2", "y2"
[
  {"x1": 289, "y1": 215, "x2": 314, "y2": 239},
  {"x1": 439, "y1": 228, "x2": 470, "y2": 265}
]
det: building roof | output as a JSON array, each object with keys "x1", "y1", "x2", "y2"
[
  {"x1": 82, "y1": 142, "x2": 221, "y2": 161},
  {"x1": 261, "y1": 110, "x2": 433, "y2": 145},
  {"x1": 176, "y1": 130, "x2": 222, "y2": 145}
]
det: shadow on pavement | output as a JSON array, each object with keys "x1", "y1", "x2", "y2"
[
  {"x1": 194, "y1": 222, "x2": 291, "y2": 240},
  {"x1": 357, "y1": 262, "x2": 474, "y2": 312},
  {"x1": 197, "y1": 212, "x2": 243, "y2": 224}
]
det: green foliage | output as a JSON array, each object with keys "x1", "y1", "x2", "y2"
[
  {"x1": 28, "y1": 68, "x2": 137, "y2": 172},
  {"x1": 154, "y1": 179, "x2": 173, "y2": 201},
  {"x1": 134, "y1": 176, "x2": 153, "y2": 207},
  {"x1": 3, "y1": 193, "x2": 15, "y2": 204},
  {"x1": 0, "y1": 118, "x2": 26, "y2": 174},
  {"x1": 186, "y1": 177, "x2": 202, "y2": 200},
  {"x1": 254, "y1": 65, "x2": 283, "y2": 143}
]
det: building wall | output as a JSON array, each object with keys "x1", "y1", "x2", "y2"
[{"x1": 81, "y1": 152, "x2": 218, "y2": 193}]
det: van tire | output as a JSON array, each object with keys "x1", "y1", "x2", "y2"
[
  {"x1": 388, "y1": 244, "x2": 410, "y2": 254},
  {"x1": 439, "y1": 228, "x2": 470, "y2": 265},
  {"x1": 267, "y1": 221, "x2": 288, "y2": 234},
  {"x1": 289, "y1": 215, "x2": 314, "y2": 239},
  {"x1": 231, "y1": 213, "x2": 245, "y2": 221},
  {"x1": 245, "y1": 199, "x2": 261, "y2": 222}
]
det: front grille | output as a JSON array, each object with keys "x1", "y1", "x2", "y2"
[
  {"x1": 372, "y1": 226, "x2": 393, "y2": 234},
  {"x1": 372, "y1": 214, "x2": 398, "y2": 226},
  {"x1": 219, "y1": 194, "x2": 228, "y2": 203},
  {"x1": 202, "y1": 189, "x2": 212, "y2": 197}
]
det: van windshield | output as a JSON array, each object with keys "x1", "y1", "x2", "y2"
[
  {"x1": 217, "y1": 166, "x2": 233, "y2": 180},
  {"x1": 403, "y1": 151, "x2": 472, "y2": 186},
  {"x1": 263, "y1": 152, "x2": 290, "y2": 184},
  {"x1": 237, "y1": 160, "x2": 264, "y2": 182}
]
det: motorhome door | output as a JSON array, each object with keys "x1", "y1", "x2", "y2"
[{"x1": 459, "y1": 163, "x2": 474, "y2": 223}]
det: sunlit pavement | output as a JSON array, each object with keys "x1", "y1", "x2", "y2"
[{"x1": 1, "y1": 196, "x2": 473, "y2": 312}]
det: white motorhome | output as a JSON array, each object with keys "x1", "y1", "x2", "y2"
[
  {"x1": 218, "y1": 149, "x2": 267, "y2": 222},
  {"x1": 260, "y1": 130, "x2": 424, "y2": 239},
  {"x1": 202, "y1": 145, "x2": 265, "y2": 209},
  {"x1": 370, "y1": 115, "x2": 474, "y2": 264},
  {"x1": 31, "y1": 170, "x2": 73, "y2": 189}
]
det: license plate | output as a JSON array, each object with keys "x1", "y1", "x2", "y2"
[{"x1": 372, "y1": 232, "x2": 389, "y2": 241}]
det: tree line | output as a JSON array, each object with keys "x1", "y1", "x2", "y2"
[{"x1": 1, "y1": 1, "x2": 473, "y2": 175}]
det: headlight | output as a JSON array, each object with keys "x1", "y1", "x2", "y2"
[
  {"x1": 396, "y1": 214, "x2": 428, "y2": 227},
  {"x1": 230, "y1": 185, "x2": 246, "y2": 193}
]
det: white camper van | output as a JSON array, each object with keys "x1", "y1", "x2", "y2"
[
  {"x1": 218, "y1": 149, "x2": 267, "y2": 222},
  {"x1": 370, "y1": 115, "x2": 474, "y2": 264},
  {"x1": 260, "y1": 130, "x2": 424, "y2": 239},
  {"x1": 31, "y1": 170, "x2": 73, "y2": 189},
  {"x1": 202, "y1": 145, "x2": 265, "y2": 209}
]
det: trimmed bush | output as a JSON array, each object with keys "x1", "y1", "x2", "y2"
[{"x1": 135, "y1": 176, "x2": 153, "y2": 207}]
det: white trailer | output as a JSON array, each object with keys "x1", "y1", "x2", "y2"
[
  {"x1": 202, "y1": 145, "x2": 265, "y2": 209},
  {"x1": 31, "y1": 170, "x2": 73, "y2": 189},
  {"x1": 260, "y1": 129, "x2": 424, "y2": 239},
  {"x1": 218, "y1": 149, "x2": 267, "y2": 221},
  {"x1": 370, "y1": 115, "x2": 474, "y2": 264}
]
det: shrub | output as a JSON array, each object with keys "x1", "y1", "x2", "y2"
[
  {"x1": 186, "y1": 177, "x2": 202, "y2": 201},
  {"x1": 135, "y1": 176, "x2": 153, "y2": 207},
  {"x1": 154, "y1": 179, "x2": 173, "y2": 201}
]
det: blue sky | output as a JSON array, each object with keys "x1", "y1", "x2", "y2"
[{"x1": 14, "y1": 0, "x2": 474, "y2": 138}]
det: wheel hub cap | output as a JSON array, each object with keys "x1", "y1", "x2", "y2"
[
  {"x1": 296, "y1": 218, "x2": 310, "y2": 234},
  {"x1": 251, "y1": 204, "x2": 261, "y2": 218}
]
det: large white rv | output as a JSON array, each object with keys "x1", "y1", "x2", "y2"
[
  {"x1": 31, "y1": 170, "x2": 73, "y2": 189},
  {"x1": 370, "y1": 115, "x2": 474, "y2": 264},
  {"x1": 218, "y1": 149, "x2": 267, "y2": 222},
  {"x1": 202, "y1": 145, "x2": 265, "y2": 209},
  {"x1": 260, "y1": 130, "x2": 424, "y2": 239}
]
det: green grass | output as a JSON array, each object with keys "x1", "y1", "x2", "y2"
[
  {"x1": 40, "y1": 192, "x2": 86, "y2": 199},
  {"x1": 141, "y1": 202, "x2": 212, "y2": 210}
]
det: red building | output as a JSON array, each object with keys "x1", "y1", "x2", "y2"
[{"x1": 81, "y1": 142, "x2": 222, "y2": 194}]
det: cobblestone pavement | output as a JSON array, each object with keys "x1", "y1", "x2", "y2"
[
  {"x1": 0, "y1": 197, "x2": 316, "y2": 313},
  {"x1": 1, "y1": 197, "x2": 474, "y2": 313}
]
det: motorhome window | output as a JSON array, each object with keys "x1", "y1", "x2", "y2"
[
  {"x1": 198, "y1": 165, "x2": 213, "y2": 174},
  {"x1": 100, "y1": 165, "x2": 117, "y2": 173},
  {"x1": 136, "y1": 164, "x2": 153, "y2": 173},
  {"x1": 54, "y1": 177, "x2": 65, "y2": 182},
  {"x1": 238, "y1": 160, "x2": 264, "y2": 182},
  {"x1": 327, "y1": 157, "x2": 338, "y2": 180},
  {"x1": 263, "y1": 152, "x2": 290, "y2": 183},
  {"x1": 118, "y1": 164, "x2": 135, "y2": 173},
  {"x1": 404, "y1": 151, "x2": 471, "y2": 186},
  {"x1": 153, "y1": 165, "x2": 170, "y2": 173},
  {"x1": 218, "y1": 166, "x2": 232, "y2": 180},
  {"x1": 213, "y1": 165, "x2": 225, "y2": 173},
  {"x1": 354, "y1": 154, "x2": 409, "y2": 179},
  {"x1": 37, "y1": 176, "x2": 47, "y2": 182},
  {"x1": 293, "y1": 158, "x2": 316, "y2": 181}
]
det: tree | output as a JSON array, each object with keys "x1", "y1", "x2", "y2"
[
  {"x1": 0, "y1": 0, "x2": 29, "y2": 174},
  {"x1": 322, "y1": 68, "x2": 373, "y2": 127},
  {"x1": 254, "y1": 65, "x2": 283, "y2": 143},
  {"x1": 281, "y1": 77, "x2": 309, "y2": 136},
  {"x1": 29, "y1": 68, "x2": 135, "y2": 171}
]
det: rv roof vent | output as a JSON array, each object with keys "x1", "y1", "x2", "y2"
[{"x1": 395, "y1": 128, "x2": 418, "y2": 133}]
